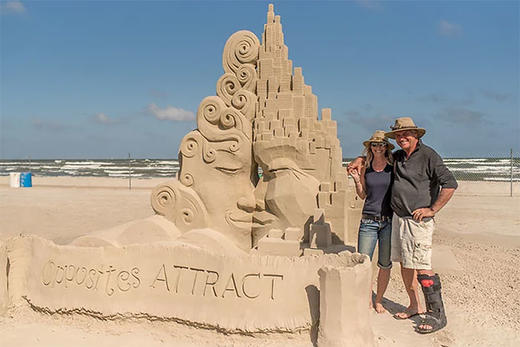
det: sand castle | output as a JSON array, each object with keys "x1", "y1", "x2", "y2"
[{"x1": 1, "y1": 5, "x2": 373, "y2": 345}]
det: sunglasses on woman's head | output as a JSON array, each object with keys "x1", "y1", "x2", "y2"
[{"x1": 371, "y1": 142, "x2": 387, "y2": 147}]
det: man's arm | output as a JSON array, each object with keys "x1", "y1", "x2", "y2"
[
  {"x1": 412, "y1": 148, "x2": 458, "y2": 222},
  {"x1": 412, "y1": 187, "x2": 455, "y2": 221},
  {"x1": 431, "y1": 188, "x2": 456, "y2": 213},
  {"x1": 428, "y1": 149, "x2": 458, "y2": 190}
]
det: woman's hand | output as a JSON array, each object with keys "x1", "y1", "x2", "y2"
[
  {"x1": 347, "y1": 156, "x2": 365, "y2": 174},
  {"x1": 348, "y1": 168, "x2": 361, "y2": 183}
]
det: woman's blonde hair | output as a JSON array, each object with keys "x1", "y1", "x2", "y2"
[{"x1": 362, "y1": 144, "x2": 394, "y2": 168}]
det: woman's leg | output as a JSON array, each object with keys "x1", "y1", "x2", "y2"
[
  {"x1": 374, "y1": 220, "x2": 392, "y2": 313},
  {"x1": 357, "y1": 220, "x2": 378, "y2": 259},
  {"x1": 375, "y1": 268, "x2": 390, "y2": 313},
  {"x1": 357, "y1": 220, "x2": 378, "y2": 308},
  {"x1": 395, "y1": 266, "x2": 423, "y2": 319}
]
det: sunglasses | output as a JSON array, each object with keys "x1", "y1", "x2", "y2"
[
  {"x1": 394, "y1": 130, "x2": 417, "y2": 138},
  {"x1": 371, "y1": 142, "x2": 387, "y2": 147}
]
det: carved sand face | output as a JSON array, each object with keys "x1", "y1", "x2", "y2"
[
  {"x1": 201, "y1": 136, "x2": 256, "y2": 243},
  {"x1": 252, "y1": 145, "x2": 319, "y2": 244},
  {"x1": 178, "y1": 103, "x2": 256, "y2": 250},
  {"x1": 169, "y1": 27, "x2": 261, "y2": 251}
]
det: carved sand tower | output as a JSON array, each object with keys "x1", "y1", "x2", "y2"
[{"x1": 253, "y1": 5, "x2": 361, "y2": 252}]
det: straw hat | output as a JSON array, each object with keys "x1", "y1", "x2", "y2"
[
  {"x1": 363, "y1": 130, "x2": 394, "y2": 150},
  {"x1": 385, "y1": 117, "x2": 426, "y2": 139}
]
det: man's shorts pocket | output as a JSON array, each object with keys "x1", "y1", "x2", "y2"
[{"x1": 413, "y1": 242, "x2": 432, "y2": 269}]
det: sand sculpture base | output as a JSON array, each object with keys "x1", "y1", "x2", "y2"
[{"x1": 2, "y1": 235, "x2": 372, "y2": 337}]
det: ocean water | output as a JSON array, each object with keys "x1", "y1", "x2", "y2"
[
  {"x1": 442, "y1": 158, "x2": 520, "y2": 181},
  {"x1": 0, "y1": 158, "x2": 519, "y2": 181},
  {"x1": 0, "y1": 159, "x2": 179, "y2": 179}
]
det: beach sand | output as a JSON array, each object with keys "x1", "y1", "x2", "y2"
[{"x1": 1, "y1": 176, "x2": 519, "y2": 346}]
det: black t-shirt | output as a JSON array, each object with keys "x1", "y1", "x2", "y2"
[
  {"x1": 362, "y1": 163, "x2": 393, "y2": 217},
  {"x1": 391, "y1": 141, "x2": 458, "y2": 217}
]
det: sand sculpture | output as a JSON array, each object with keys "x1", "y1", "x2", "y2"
[
  {"x1": 71, "y1": 4, "x2": 363, "y2": 254},
  {"x1": 148, "y1": 3, "x2": 362, "y2": 254},
  {"x1": 1, "y1": 5, "x2": 373, "y2": 345}
]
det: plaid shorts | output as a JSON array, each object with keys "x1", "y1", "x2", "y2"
[{"x1": 391, "y1": 213, "x2": 434, "y2": 270}]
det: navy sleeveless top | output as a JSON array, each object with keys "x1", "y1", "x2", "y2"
[{"x1": 362, "y1": 163, "x2": 393, "y2": 217}]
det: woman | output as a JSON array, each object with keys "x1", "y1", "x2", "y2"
[{"x1": 348, "y1": 130, "x2": 394, "y2": 313}]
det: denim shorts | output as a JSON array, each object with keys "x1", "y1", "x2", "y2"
[{"x1": 357, "y1": 218, "x2": 392, "y2": 269}]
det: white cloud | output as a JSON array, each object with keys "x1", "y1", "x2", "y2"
[
  {"x1": 93, "y1": 113, "x2": 116, "y2": 124},
  {"x1": 147, "y1": 103, "x2": 195, "y2": 121},
  {"x1": 438, "y1": 20, "x2": 462, "y2": 37},
  {"x1": 0, "y1": 1, "x2": 26, "y2": 15}
]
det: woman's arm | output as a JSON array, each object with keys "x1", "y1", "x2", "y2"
[{"x1": 349, "y1": 166, "x2": 366, "y2": 199}]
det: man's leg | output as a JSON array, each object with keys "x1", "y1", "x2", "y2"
[
  {"x1": 416, "y1": 269, "x2": 447, "y2": 333},
  {"x1": 412, "y1": 218, "x2": 447, "y2": 333},
  {"x1": 417, "y1": 269, "x2": 434, "y2": 276},
  {"x1": 392, "y1": 215, "x2": 423, "y2": 319},
  {"x1": 394, "y1": 265, "x2": 423, "y2": 319}
]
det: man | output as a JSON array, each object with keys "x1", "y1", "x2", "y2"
[{"x1": 348, "y1": 117, "x2": 457, "y2": 334}]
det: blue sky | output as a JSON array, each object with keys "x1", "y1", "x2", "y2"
[{"x1": 1, "y1": 0, "x2": 518, "y2": 159}]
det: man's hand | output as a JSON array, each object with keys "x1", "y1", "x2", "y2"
[
  {"x1": 412, "y1": 188, "x2": 456, "y2": 222},
  {"x1": 412, "y1": 208, "x2": 435, "y2": 222},
  {"x1": 347, "y1": 156, "x2": 365, "y2": 175}
]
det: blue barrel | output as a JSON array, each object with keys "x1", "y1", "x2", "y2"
[{"x1": 20, "y1": 172, "x2": 32, "y2": 187}]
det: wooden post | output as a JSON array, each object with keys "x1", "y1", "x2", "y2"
[
  {"x1": 128, "y1": 153, "x2": 132, "y2": 191},
  {"x1": 511, "y1": 149, "x2": 513, "y2": 197}
]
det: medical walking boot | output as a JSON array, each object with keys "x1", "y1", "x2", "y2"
[{"x1": 416, "y1": 273, "x2": 447, "y2": 334}]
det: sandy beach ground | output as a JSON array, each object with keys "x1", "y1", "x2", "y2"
[{"x1": 1, "y1": 176, "x2": 519, "y2": 346}]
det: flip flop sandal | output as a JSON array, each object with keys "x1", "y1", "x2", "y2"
[{"x1": 416, "y1": 314, "x2": 447, "y2": 334}]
